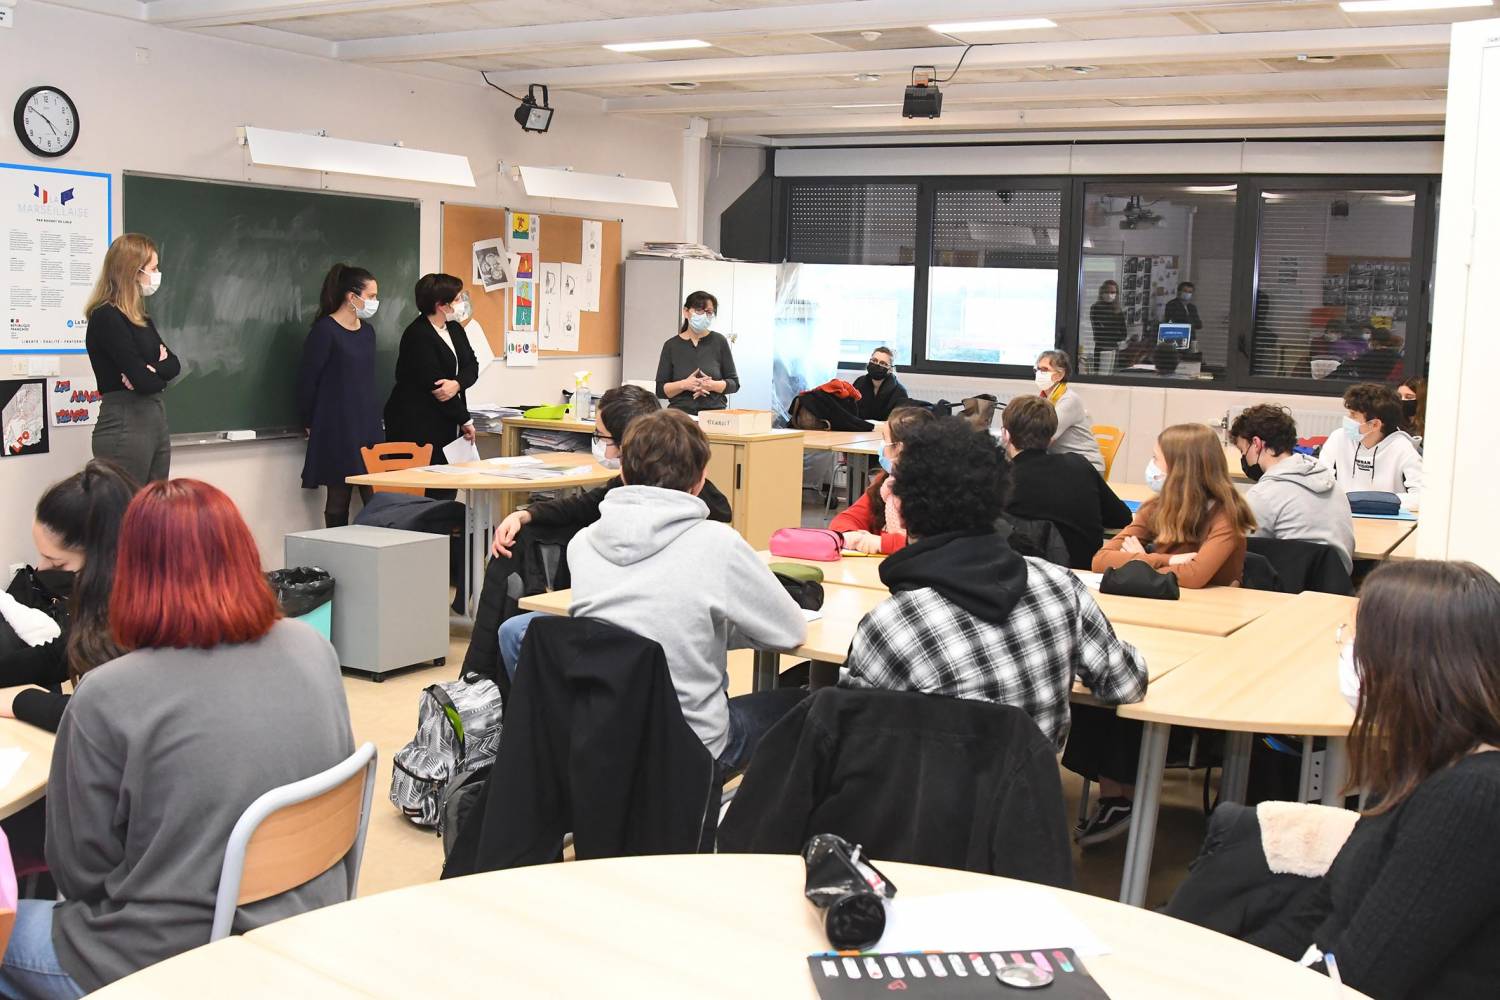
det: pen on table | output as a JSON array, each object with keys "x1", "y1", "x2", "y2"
[{"x1": 1324, "y1": 952, "x2": 1341, "y2": 987}]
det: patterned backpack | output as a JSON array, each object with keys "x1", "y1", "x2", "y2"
[{"x1": 390, "y1": 674, "x2": 503, "y2": 831}]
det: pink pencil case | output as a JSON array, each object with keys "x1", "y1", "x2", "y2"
[{"x1": 769, "y1": 527, "x2": 844, "y2": 562}]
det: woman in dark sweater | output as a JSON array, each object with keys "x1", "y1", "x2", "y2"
[
  {"x1": 85, "y1": 234, "x2": 181, "y2": 483},
  {"x1": 1248, "y1": 559, "x2": 1500, "y2": 999},
  {"x1": 383, "y1": 272, "x2": 480, "y2": 464},
  {"x1": 655, "y1": 290, "x2": 738, "y2": 415},
  {"x1": 297, "y1": 264, "x2": 385, "y2": 527},
  {"x1": 0, "y1": 459, "x2": 137, "y2": 732},
  {"x1": 1088, "y1": 279, "x2": 1126, "y2": 374}
]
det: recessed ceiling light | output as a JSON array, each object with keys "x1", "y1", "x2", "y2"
[
  {"x1": 1064, "y1": 65, "x2": 1099, "y2": 74},
  {"x1": 1340, "y1": 0, "x2": 1490, "y2": 12},
  {"x1": 666, "y1": 82, "x2": 699, "y2": 90},
  {"x1": 603, "y1": 39, "x2": 711, "y2": 53},
  {"x1": 855, "y1": 73, "x2": 881, "y2": 82},
  {"x1": 1183, "y1": 185, "x2": 1238, "y2": 193},
  {"x1": 859, "y1": 31, "x2": 883, "y2": 42},
  {"x1": 930, "y1": 18, "x2": 1058, "y2": 33}
]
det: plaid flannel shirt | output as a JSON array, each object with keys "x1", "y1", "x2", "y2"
[{"x1": 840, "y1": 557, "x2": 1147, "y2": 748}]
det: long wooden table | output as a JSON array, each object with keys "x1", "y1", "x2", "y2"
[
  {"x1": 0, "y1": 717, "x2": 56, "y2": 821},
  {"x1": 1114, "y1": 590, "x2": 1358, "y2": 906},
  {"x1": 801, "y1": 428, "x2": 883, "y2": 501},
  {"x1": 95, "y1": 855, "x2": 1368, "y2": 998}
]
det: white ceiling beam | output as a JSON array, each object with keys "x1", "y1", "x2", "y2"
[
  {"x1": 609, "y1": 67, "x2": 1449, "y2": 115},
  {"x1": 476, "y1": 24, "x2": 1452, "y2": 90},
  {"x1": 145, "y1": 0, "x2": 466, "y2": 28},
  {"x1": 193, "y1": 23, "x2": 339, "y2": 58},
  {"x1": 767, "y1": 125, "x2": 1445, "y2": 147},
  {"x1": 713, "y1": 99, "x2": 1446, "y2": 136},
  {"x1": 37, "y1": 0, "x2": 148, "y2": 18},
  {"x1": 337, "y1": 0, "x2": 1242, "y2": 64}
]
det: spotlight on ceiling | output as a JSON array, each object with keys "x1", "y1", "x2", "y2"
[
  {"x1": 902, "y1": 65, "x2": 943, "y2": 119},
  {"x1": 514, "y1": 84, "x2": 554, "y2": 134}
]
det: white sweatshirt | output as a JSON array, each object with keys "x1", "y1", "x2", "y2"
[{"x1": 1319, "y1": 429, "x2": 1424, "y2": 501}]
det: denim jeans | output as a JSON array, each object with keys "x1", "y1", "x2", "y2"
[
  {"x1": 717, "y1": 688, "x2": 809, "y2": 773},
  {"x1": 499, "y1": 611, "x2": 544, "y2": 680},
  {"x1": 0, "y1": 900, "x2": 86, "y2": 1000}
]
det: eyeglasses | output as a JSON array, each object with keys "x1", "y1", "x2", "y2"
[
  {"x1": 688, "y1": 308, "x2": 716, "y2": 318},
  {"x1": 868, "y1": 360, "x2": 891, "y2": 371},
  {"x1": 591, "y1": 434, "x2": 614, "y2": 448}
]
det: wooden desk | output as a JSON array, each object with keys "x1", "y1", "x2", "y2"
[
  {"x1": 1115, "y1": 590, "x2": 1358, "y2": 906},
  {"x1": 497, "y1": 416, "x2": 804, "y2": 550},
  {"x1": 0, "y1": 718, "x2": 55, "y2": 821},
  {"x1": 348, "y1": 453, "x2": 613, "y2": 621},
  {"x1": 799, "y1": 429, "x2": 882, "y2": 452},
  {"x1": 1071, "y1": 625, "x2": 1220, "y2": 704},
  {"x1": 1112, "y1": 482, "x2": 1154, "y2": 506},
  {"x1": 1086, "y1": 581, "x2": 1291, "y2": 637},
  {"x1": 1352, "y1": 516, "x2": 1417, "y2": 561},
  {"x1": 801, "y1": 430, "x2": 882, "y2": 500},
  {"x1": 1387, "y1": 527, "x2": 1419, "y2": 560},
  {"x1": 91, "y1": 937, "x2": 370, "y2": 999},
  {"x1": 229, "y1": 855, "x2": 1363, "y2": 999}
]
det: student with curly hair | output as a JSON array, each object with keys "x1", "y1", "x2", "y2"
[
  {"x1": 839, "y1": 417, "x2": 1146, "y2": 749},
  {"x1": 1319, "y1": 383, "x2": 1423, "y2": 501}
]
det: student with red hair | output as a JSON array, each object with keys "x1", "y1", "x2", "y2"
[{"x1": 0, "y1": 479, "x2": 354, "y2": 998}]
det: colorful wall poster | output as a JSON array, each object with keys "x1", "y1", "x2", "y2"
[
  {"x1": 511, "y1": 279, "x2": 535, "y2": 332},
  {"x1": 1, "y1": 378, "x2": 48, "y2": 455},
  {"x1": 505, "y1": 329, "x2": 537, "y2": 367},
  {"x1": 49, "y1": 375, "x2": 102, "y2": 428},
  {"x1": 506, "y1": 210, "x2": 539, "y2": 252}
]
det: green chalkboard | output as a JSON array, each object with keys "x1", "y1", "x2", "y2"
[{"x1": 121, "y1": 173, "x2": 420, "y2": 436}]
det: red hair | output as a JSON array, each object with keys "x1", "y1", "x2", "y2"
[{"x1": 111, "y1": 479, "x2": 280, "y2": 650}]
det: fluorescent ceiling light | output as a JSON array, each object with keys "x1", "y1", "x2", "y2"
[
  {"x1": 1339, "y1": 0, "x2": 1490, "y2": 11},
  {"x1": 516, "y1": 165, "x2": 677, "y2": 209},
  {"x1": 239, "y1": 126, "x2": 474, "y2": 187},
  {"x1": 604, "y1": 39, "x2": 711, "y2": 53},
  {"x1": 930, "y1": 18, "x2": 1057, "y2": 33}
]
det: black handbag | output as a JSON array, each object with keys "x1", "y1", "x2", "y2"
[{"x1": 1100, "y1": 560, "x2": 1181, "y2": 600}]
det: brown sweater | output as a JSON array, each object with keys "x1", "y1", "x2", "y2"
[{"x1": 1092, "y1": 501, "x2": 1247, "y2": 589}]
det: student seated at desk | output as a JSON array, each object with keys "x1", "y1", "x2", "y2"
[
  {"x1": 1093, "y1": 422, "x2": 1257, "y2": 589},
  {"x1": 0, "y1": 460, "x2": 137, "y2": 733},
  {"x1": 1001, "y1": 395, "x2": 1132, "y2": 570},
  {"x1": 1230, "y1": 404, "x2": 1355, "y2": 574},
  {"x1": 1319, "y1": 383, "x2": 1423, "y2": 502},
  {"x1": 0, "y1": 479, "x2": 354, "y2": 997},
  {"x1": 1241, "y1": 560, "x2": 1500, "y2": 999},
  {"x1": 522, "y1": 410, "x2": 808, "y2": 772},
  {"x1": 850, "y1": 346, "x2": 911, "y2": 422},
  {"x1": 829, "y1": 406, "x2": 935, "y2": 555},
  {"x1": 840, "y1": 417, "x2": 1146, "y2": 750}
]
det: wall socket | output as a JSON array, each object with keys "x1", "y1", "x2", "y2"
[{"x1": 0, "y1": 7, "x2": 14, "y2": 29}]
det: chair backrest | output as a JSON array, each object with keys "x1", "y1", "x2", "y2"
[
  {"x1": 1092, "y1": 425, "x2": 1123, "y2": 480},
  {"x1": 360, "y1": 442, "x2": 433, "y2": 495},
  {"x1": 1246, "y1": 536, "x2": 1355, "y2": 596},
  {"x1": 211, "y1": 741, "x2": 378, "y2": 941}
]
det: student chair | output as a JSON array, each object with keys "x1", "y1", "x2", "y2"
[
  {"x1": 210, "y1": 741, "x2": 378, "y2": 942},
  {"x1": 360, "y1": 442, "x2": 434, "y2": 496},
  {"x1": 1092, "y1": 425, "x2": 1124, "y2": 480}
]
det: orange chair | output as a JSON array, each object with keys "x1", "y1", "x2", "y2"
[
  {"x1": 360, "y1": 442, "x2": 433, "y2": 496},
  {"x1": 1092, "y1": 425, "x2": 1123, "y2": 481}
]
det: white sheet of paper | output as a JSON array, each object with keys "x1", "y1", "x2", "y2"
[
  {"x1": 537, "y1": 264, "x2": 563, "y2": 350},
  {"x1": 443, "y1": 437, "x2": 482, "y2": 465},
  {"x1": 472, "y1": 237, "x2": 510, "y2": 292},
  {"x1": 876, "y1": 889, "x2": 1110, "y2": 957},
  {"x1": 484, "y1": 456, "x2": 544, "y2": 468},
  {"x1": 581, "y1": 220, "x2": 602, "y2": 312},
  {"x1": 1074, "y1": 571, "x2": 1104, "y2": 590},
  {"x1": 802, "y1": 609, "x2": 823, "y2": 622},
  {"x1": 0, "y1": 747, "x2": 28, "y2": 794},
  {"x1": 420, "y1": 464, "x2": 476, "y2": 475},
  {"x1": 557, "y1": 263, "x2": 584, "y2": 352},
  {"x1": 506, "y1": 329, "x2": 538, "y2": 367},
  {"x1": 463, "y1": 319, "x2": 496, "y2": 373}
]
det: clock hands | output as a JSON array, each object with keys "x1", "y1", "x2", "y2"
[{"x1": 31, "y1": 109, "x2": 61, "y2": 136}]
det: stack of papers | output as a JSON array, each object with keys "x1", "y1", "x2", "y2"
[
  {"x1": 468, "y1": 404, "x2": 523, "y2": 433},
  {"x1": 876, "y1": 889, "x2": 1109, "y2": 957},
  {"x1": 522, "y1": 429, "x2": 589, "y2": 456},
  {"x1": 498, "y1": 464, "x2": 594, "y2": 481},
  {"x1": 632, "y1": 242, "x2": 725, "y2": 261}
]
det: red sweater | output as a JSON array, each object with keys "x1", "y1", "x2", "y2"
[{"x1": 829, "y1": 490, "x2": 907, "y2": 554}]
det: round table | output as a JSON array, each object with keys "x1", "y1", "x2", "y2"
[
  {"x1": 0, "y1": 717, "x2": 55, "y2": 820},
  {"x1": 95, "y1": 855, "x2": 1367, "y2": 998}
]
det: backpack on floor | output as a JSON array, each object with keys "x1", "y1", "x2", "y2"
[{"x1": 390, "y1": 674, "x2": 503, "y2": 831}]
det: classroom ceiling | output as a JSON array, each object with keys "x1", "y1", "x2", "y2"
[{"x1": 83, "y1": 0, "x2": 1489, "y2": 139}]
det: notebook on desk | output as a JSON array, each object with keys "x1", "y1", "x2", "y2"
[{"x1": 808, "y1": 949, "x2": 1109, "y2": 999}]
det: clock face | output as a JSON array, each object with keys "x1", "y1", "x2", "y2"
[{"x1": 15, "y1": 87, "x2": 79, "y2": 158}]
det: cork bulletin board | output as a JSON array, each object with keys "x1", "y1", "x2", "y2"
[{"x1": 439, "y1": 202, "x2": 622, "y2": 358}]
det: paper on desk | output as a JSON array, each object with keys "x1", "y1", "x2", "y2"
[
  {"x1": 443, "y1": 436, "x2": 482, "y2": 465},
  {"x1": 484, "y1": 456, "x2": 543, "y2": 467},
  {"x1": 1074, "y1": 571, "x2": 1104, "y2": 590},
  {"x1": 877, "y1": 889, "x2": 1110, "y2": 957},
  {"x1": 420, "y1": 464, "x2": 476, "y2": 475},
  {"x1": 802, "y1": 609, "x2": 823, "y2": 622},
  {"x1": 0, "y1": 748, "x2": 28, "y2": 793}
]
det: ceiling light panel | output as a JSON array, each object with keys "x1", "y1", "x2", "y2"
[
  {"x1": 603, "y1": 39, "x2": 711, "y2": 52},
  {"x1": 1340, "y1": 0, "x2": 1490, "y2": 11},
  {"x1": 930, "y1": 18, "x2": 1057, "y2": 33}
]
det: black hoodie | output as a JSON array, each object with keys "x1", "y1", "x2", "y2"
[{"x1": 879, "y1": 529, "x2": 1029, "y2": 624}]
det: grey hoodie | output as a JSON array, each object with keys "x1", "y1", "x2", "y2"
[
  {"x1": 567, "y1": 484, "x2": 808, "y2": 757},
  {"x1": 1246, "y1": 453, "x2": 1356, "y2": 573}
]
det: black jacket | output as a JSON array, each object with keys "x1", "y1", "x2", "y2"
[
  {"x1": 851, "y1": 373, "x2": 911, "y2": 421},
  {"x1": 1246, "y1": 537, "x2": 1354, "y2": 596},
  {"x1": 1089, "y1": 301, "x2": 1127, "y2": 349},
  {"x1": 443, "y1": 616, "x2": 718, "y2": 876},
  {"x1": 718, "y1": 688, "x2": 1073, "y2": 888},
  {"x1": 789, "y1": 388, "x2": 872, "y2": 433},
  {"x1": 382, "y1": 316, "x2": 479, "y2": 456},
  {"x1": 1005, "y1": 450, "x2": 1133, "y2": 570},
  {"x1": 1163, "y1": 297, "x2": 1203, "y2": 332}
]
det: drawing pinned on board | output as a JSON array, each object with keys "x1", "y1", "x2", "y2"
[
  {"x1": 49, "y1": 376, "x2": 102, "y2": 428},
  {"x1": 1, "y1": 378, "x2": 48, "y2": 456},
  {"x1": 558, "y1": 262, "x2": 584, "y2": 352},
  {"x1": 538, "y1": 263, "x2": 563, "y2": 350},
  {"x1": 506, "y1": 329, "x2": 537, "y2": 367},
  {"x1": 510, "y1": 251, "x2": 535, "y2": 281},
  {"x1": 581, "y1": 219, "x2": 602, "y2": 313},
  {"x1": 512, "y1": 279, "x2": 535, "y2": 332},
  {"x1": 507, "y1": 210, "x2": 539, "y2": 252},
  {"x1": 473, "y1": 238, "x2": 510, "y2": 292}
]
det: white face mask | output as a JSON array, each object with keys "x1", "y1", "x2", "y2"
[
  {"x1": 1338, "y1": 640, "x2": 1361, "y2": 712},
  {"x1": 355, "y1": 295, "x2": 380, "y2": 320},
  {"x1": 1034, "y1": 369, "x2": 1056, "y2": 392},
  {"x1": 1103, "y1": 292, "x2": 1117, "y2": 303},
  {"x1": 450, "y1": 297, "x2": 472, "y2": 324},
  {"x1": 139, "y1": 269, "x2": 162, "y2": 297},
  {"x1": 1145, "y1": 458, "x2": 1167, "y2": 493},
  {"x1": 591, "y1": 436, "x2": 620, "y2": 471},
  {"x1": 1343, "y1": 415, "x2": 1364, "y2": 443}
]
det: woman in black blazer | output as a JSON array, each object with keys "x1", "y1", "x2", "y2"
[{"x1": 383, "y1": 273, "x2": 479, "y2": 462}]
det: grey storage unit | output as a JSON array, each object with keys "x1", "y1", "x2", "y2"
[{"x1": 285, "y1": 525, "x2": 448, "y2": 682}]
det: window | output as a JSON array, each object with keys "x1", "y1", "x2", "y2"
[
  {"x1": 775, "y1": 263, "x2": 915, "y2": 367},
  {"x1": 927, "y1": 187, "x2": 1062, "y2": 367},
  {"x1": 1078, "y1": 183, "x2": 1238, "y2": 382},
  {"x1": 785, "y1": 182, "x2": 917, "y2": 265},
  {"x1": 1251, "y1": 188, "x2": 1417, "y2": 385}
]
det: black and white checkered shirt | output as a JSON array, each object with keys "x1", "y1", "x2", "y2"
[{"x1": 840, "y1": 557, "x2": 1147, "y2": 748}]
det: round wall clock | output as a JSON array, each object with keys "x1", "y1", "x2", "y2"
[{"x1": 14, "y1": 86, "x2": 79, "y2": 158}]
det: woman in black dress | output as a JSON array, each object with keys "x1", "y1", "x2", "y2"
[
  {"x1": 383, "y1": 273, "x2": 479, "y2": 462},
  {"x1": 297, "y1": 264, "x2": 384, "y2": 527},
  {"x1": 1088, "y1": 279, "x2": 1127, "y2": 374}
]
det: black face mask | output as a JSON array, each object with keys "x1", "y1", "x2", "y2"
[
  {"x1": 33, "y1": 568, "x2": 75, "y2": 598},
  {"x1": 866, "y1": 363, "x2": 890, "y2": 381},
  {"x1": 1240, "y1": 454, "x2": 1265, "y2": 483},
  {"x1": 1401, "y1": 398, "x2": 1418, "y2": 418}
]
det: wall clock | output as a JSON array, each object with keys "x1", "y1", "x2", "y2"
[{"x1": 14, "y1": 86, "x2": 79, "y2": 158}]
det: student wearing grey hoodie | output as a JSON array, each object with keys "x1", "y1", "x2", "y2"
[
  {"x1": 1231, "y1": 405, "x2": 1356, "y2": 573},
  {"x1": 564, "y1": 409, "x2": 808, "y2": 769}
]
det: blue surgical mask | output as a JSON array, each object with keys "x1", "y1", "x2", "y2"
[
  {"x1": 1180, "y1": 292, "x2": 1193, "y2": 303},
  {"x1": 1343, "y1": 416, "x2": 1363, "y2": 443},
  {"x1": 687, "y1": 312, "x2": 713, "y2": 334},
  {"x1": 878, "y1": 443, "x2": 894, "y2": 476},
  {"x1": 1145, "y1": 458, "x2": 1167, "y2": 493}
]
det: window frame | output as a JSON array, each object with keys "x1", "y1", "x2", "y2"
[{"x1": 781, "y1": 171, "x2": 1438, "y2": 396}]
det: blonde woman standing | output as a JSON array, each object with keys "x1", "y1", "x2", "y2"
[{"x1": 84, "y1": 234, "x2": 179, "y2": 482}]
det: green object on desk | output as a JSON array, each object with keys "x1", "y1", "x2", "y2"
[
  {"x1": 769, "y1": 562, "x2": 824, "y2": 584},
  {"x1": 522, "y1": 404, "x2": 569, "y2": 420}
]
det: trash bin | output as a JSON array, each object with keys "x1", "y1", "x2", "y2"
[{"x1": 266, "y1": 566, "x2": 335, "y2": 641}]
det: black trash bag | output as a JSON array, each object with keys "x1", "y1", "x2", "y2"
[{"x1": 266, "y1": 567, "x2": 334, "y2": 618}]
